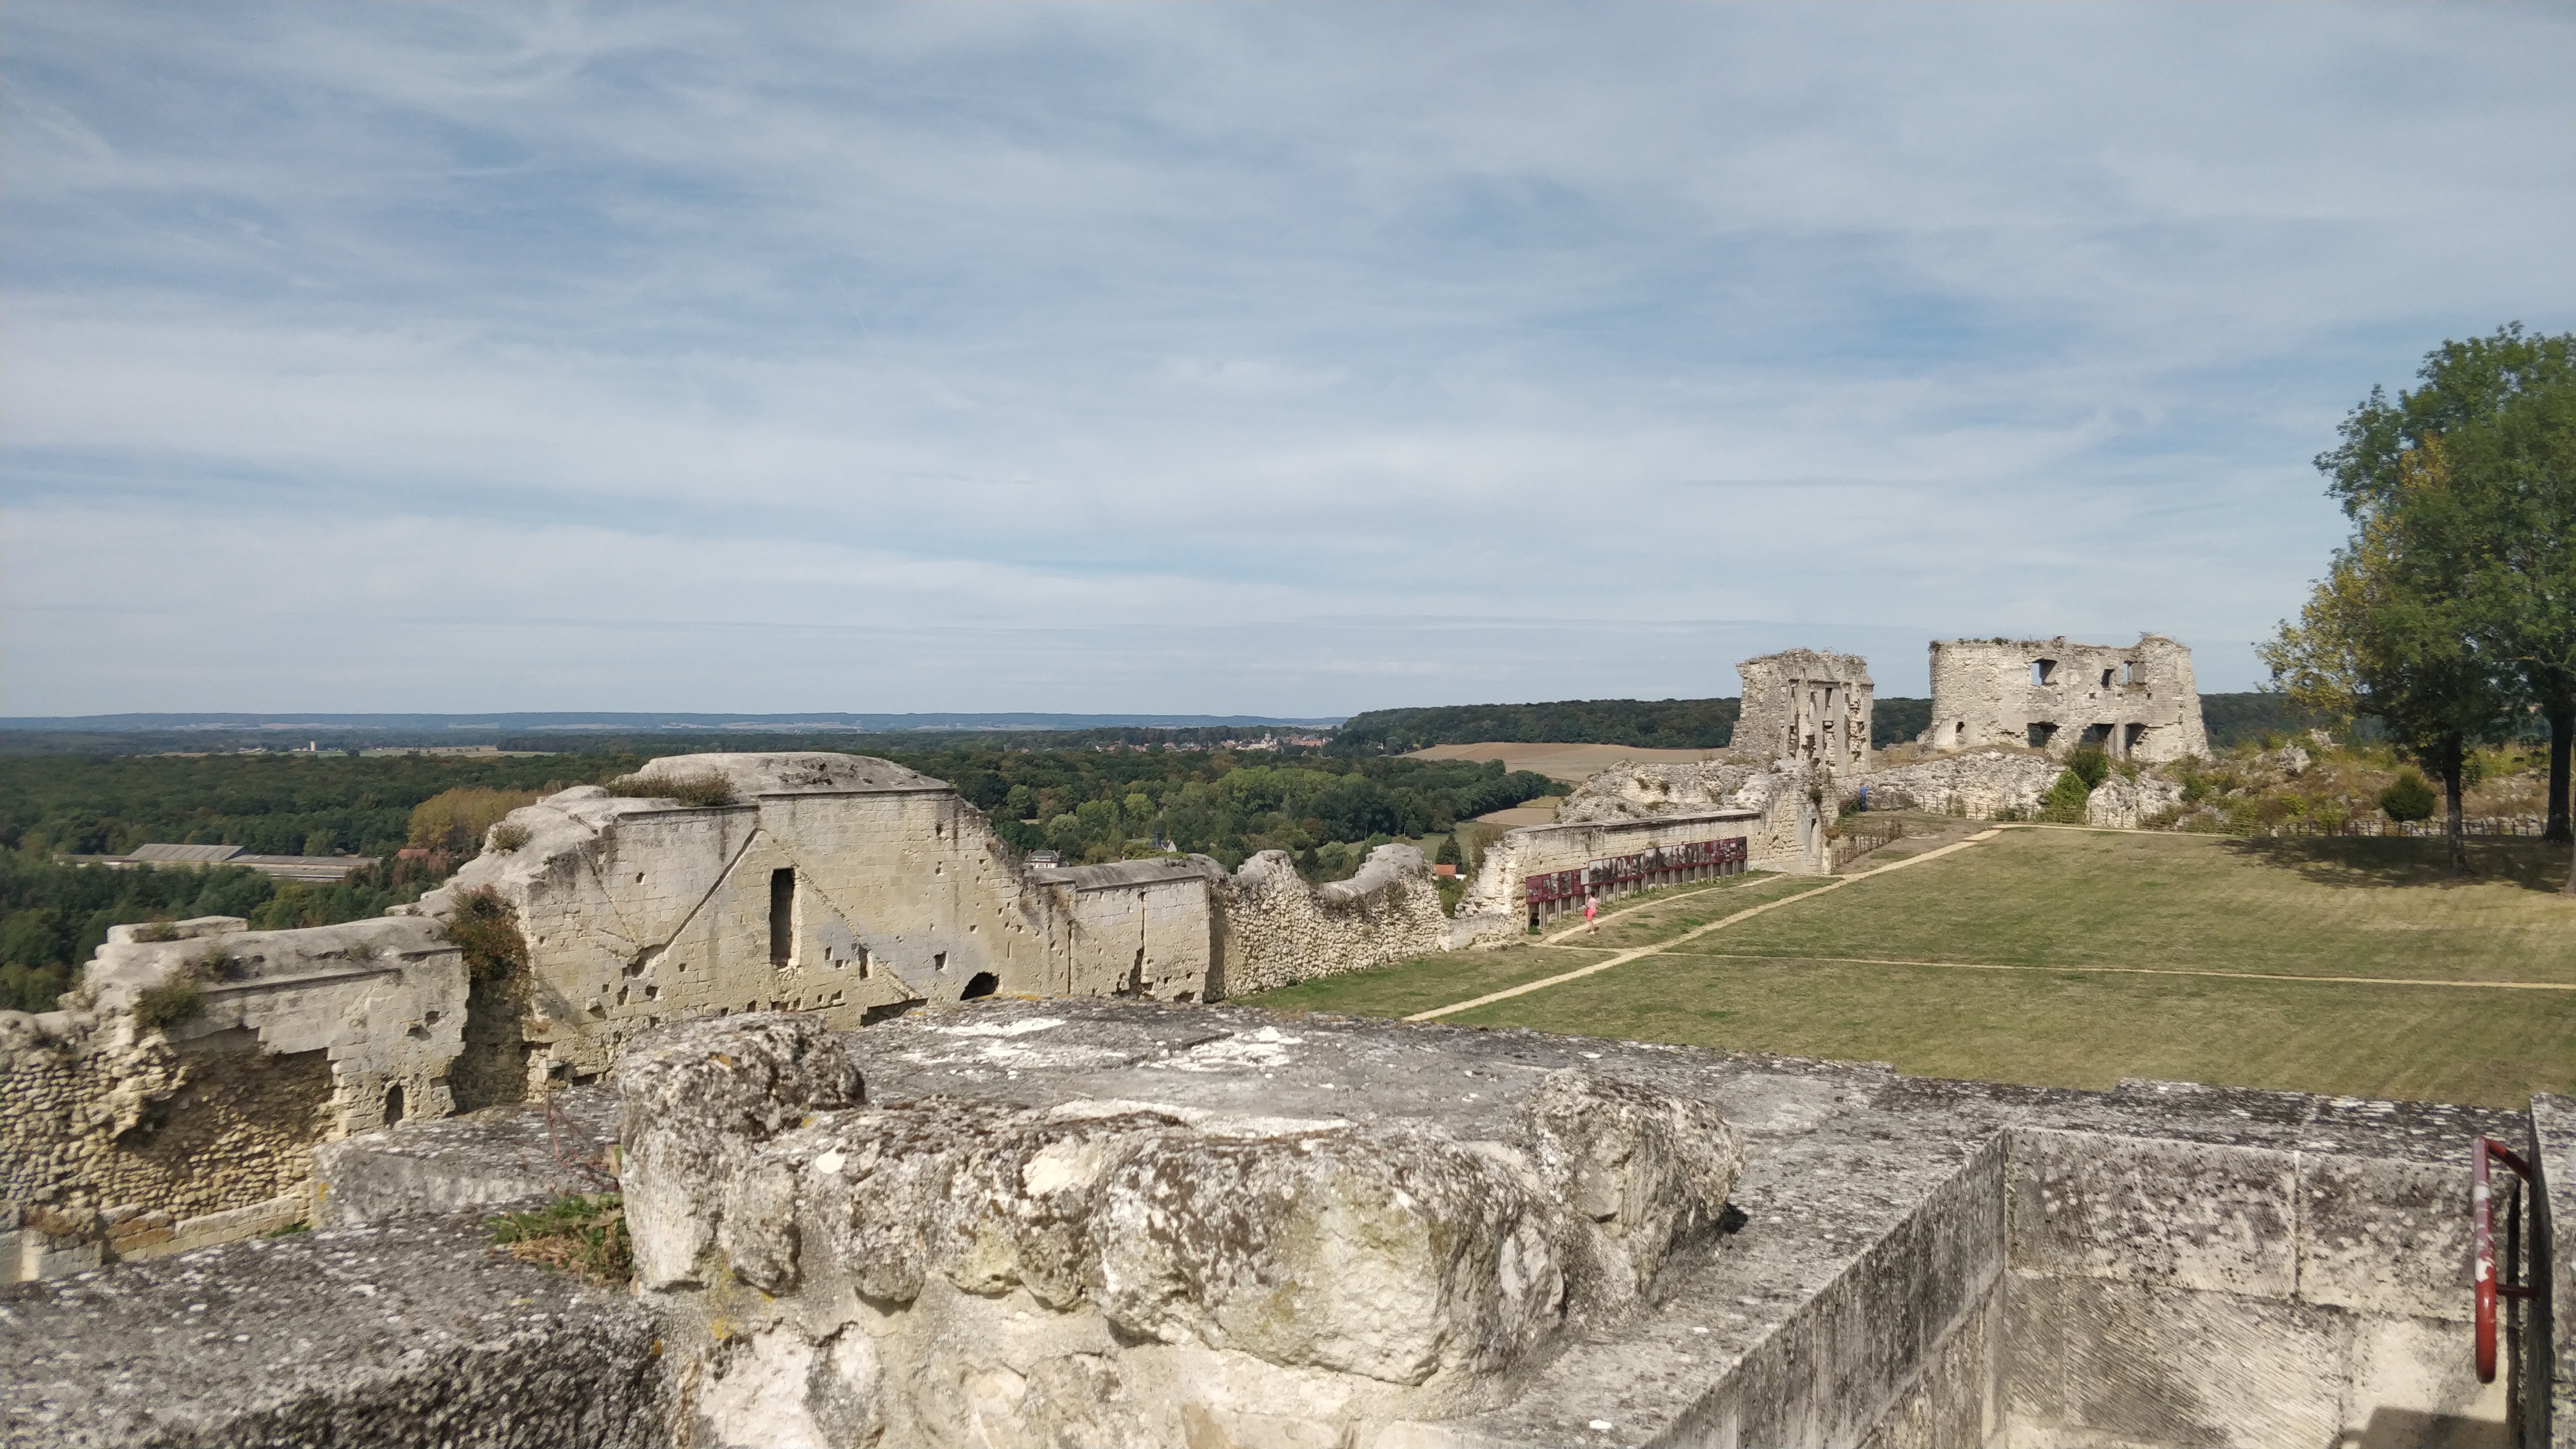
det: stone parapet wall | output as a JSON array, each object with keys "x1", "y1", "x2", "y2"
[
  {"x1": 6, "y1": 1002, "x2": 2547, "y2": 1447},
  {"x1": 1214, "y1": 844, "x2": 1453, "y2": 997}
]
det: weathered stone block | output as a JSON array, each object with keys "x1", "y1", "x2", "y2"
[
  {"x1": 2007, "y1": 1128, "x2": 2296, "y2": 1296},
  {"x1": 2003, "y1": 1272, "x2": 2346, "y2": 1448},
  {"x1": 2298, "y1": 1151, "x2": 2475, "y2": 1322}
]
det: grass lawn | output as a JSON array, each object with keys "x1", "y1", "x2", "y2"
[
  {"x1": 1685, "y1": 828, "x2": 2574, "y2": 983},
  {"x1": 1246, "y1": 873, "x2": 1812, "y2": 1018},
  {"x1": 1240, "y1": 828, "x2": 2575, "y2": 1108}
]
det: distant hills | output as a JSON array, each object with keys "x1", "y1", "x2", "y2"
[
  {"x1": 1330, "y1": 693, "x2": 2314, "y2": 754},
  {"x1": 0, "y1": 711, "x2": 1341, "y2": 733}
]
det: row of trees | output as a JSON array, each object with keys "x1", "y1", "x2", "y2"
[{"x1": 2261, "y1": 325, "x2": 2573, "y2": 886}]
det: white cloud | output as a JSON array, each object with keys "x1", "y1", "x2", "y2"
[{"x1": 3, "y1": 2, "x2": 2568, "y2": 714}]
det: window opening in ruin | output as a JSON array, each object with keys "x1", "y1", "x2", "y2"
[
  {"x1": 961, "y1": 972, "x2": 1000, "y2": 1000},
  {"x1": 2028, "y1": 722, "x2": 2059, "y2": 749},
  {"x1": 933, "y1": 951, "x2": 948, "y2": 973},
  {"x1": 383, "y1": 1085, "x2": 405, "y2": 1126},
  {"x1": 769, "y1": 868, "x2": 794, "y2": 966},
  {"x1": 2124, "y1": 723, "x2": 2146, "y2": 755},
  {"x1": 2032, "y1": 659, "x2": 2057, "y2": 685},
  {"x1": 2100, "y1": 669, "x2": 2114, "y2": 690},
  {"x1": 2123, "y1": 660, "x2": 2139, "y2": 685},
  {"x1": 2083, "y1": 723, "x2": 2113, "y2": 746},
  {"x1": 1954, "y1": 721, "x2": 1966, "y2": 742}
]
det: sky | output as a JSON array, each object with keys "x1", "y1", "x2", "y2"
[{"x1": 3, "y1": 3, "x2": 2570, "y2": 717}]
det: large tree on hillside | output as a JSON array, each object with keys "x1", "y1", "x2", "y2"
[
  {"x1": 2312, "y1": 324, "x2": 2575, "y2": 849},
  {"x1": 2447, "y1": 379, "x2": 2576, "y2": 891},
  {"x1": 2262, "y1": 437, "x2": 2512, "y2": 873}
]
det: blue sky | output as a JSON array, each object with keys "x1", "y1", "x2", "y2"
[{"x1": 4, "y1": 3, "x2": 2570, "y2": 715}]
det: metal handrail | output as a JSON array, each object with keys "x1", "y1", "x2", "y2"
[{"x1": 2473, "y1": 1135, "x2": 2536, "y2": 1384}]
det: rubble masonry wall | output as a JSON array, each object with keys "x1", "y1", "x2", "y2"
[{"x1": 1926, "y1": 633, "x2": 2206, "y2": 764}]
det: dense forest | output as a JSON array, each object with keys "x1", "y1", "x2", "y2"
[
  {"x1": 0, "y1": 744, "x2": 1554, "y2": 1011},
  {"x1": 1330, "y1": 697, "x2": 1938, "y2": 753}
]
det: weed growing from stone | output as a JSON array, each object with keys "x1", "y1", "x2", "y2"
[
  {"x1": 486, "y1": 822, "x2": 532, "y2": 854},
  {"x1": 602, "y1": 770, "x2": 736, "y2": 808},
  {"x1": 490, "y1": 1193, "x2": 631, "y2": 1286},
  {"x1": 131, "y1": 948, "x2": 240, "y2": 1034}
]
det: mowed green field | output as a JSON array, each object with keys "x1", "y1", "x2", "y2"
[{"x1": 1242, "y1": 828, "x2": 2576, "y2": 1108}]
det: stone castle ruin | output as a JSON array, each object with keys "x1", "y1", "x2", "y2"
[
  {"x1": 1, "y1": 752, "x2": 1473, "y2": 1271},
  {"x1": 1927, "y1": 633, "x2": 2206, "y2": 763},
  {"x1": 6, "y1": 637, "x2": 2574, "y2": 1447},
  {"x1": 1735, "y1": 648, "x2": 1874, "y2": 776}
]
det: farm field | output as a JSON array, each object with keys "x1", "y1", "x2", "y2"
[
  {"x1": 1241, "y1": 827, "x2": 2576, "y2": 1108},
  {"x1": 1404, "y1": 741, "x2": 1723, "y2": 785}
]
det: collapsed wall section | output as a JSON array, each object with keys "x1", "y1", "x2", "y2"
[
  {"x1": 1213, "y1": 843, "x2": 1453, "y2": 996},
  {"x1": 0, "y1": 914, "x2": 466, "y2": 1275}
]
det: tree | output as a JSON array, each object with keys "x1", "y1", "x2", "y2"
[
  {"x1": 2261, "y1": 437, "x2": 2512, "y2": 873},
  {"x1": 2314, "y1": 324, "x2": 2575, "y2": 861},
  {"x1": 2444, "y1": 379, "x2": 2576, "y2": 891}
]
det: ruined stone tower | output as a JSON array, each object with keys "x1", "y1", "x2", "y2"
[
  {"x1": 1925, "y1": 633, "x2": 2205, "y2": 763},
  {"x1": 1735, "y1": 650, "x2": 1873, "y2": 776}
]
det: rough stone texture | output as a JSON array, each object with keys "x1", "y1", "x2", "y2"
[
  {"x1": 3, "y1": 1000, "x2": 2542, "y2": 1448},
  {"x1": 1, "y1": 916, "x2": 465, "y2": 1237},
  {"x1": 1736, "y1": 649, "x2": 1875, "y2": 777},
  {"x1": 0, "y1": 1214, "x2": 666, "y2": 1448},
  {"x1": 631, "y1": 1007, "x2": 1742, "y2": 1448},
  {"x1": 1926, "y1": 633, "x2": 2207, "y2": 763},
  {"x1": 1850, "y1": 749, "x2": 2064, "y2": 821},
  {"x1": 1214, "y1": 844, "x2": 1456, "y2": 997},
  {"x1": 1557, "y1": 762, "x2": 1760, "y2": 825},
  {"x1": 619, "y1": 1012, "x2": 868, "y2": 1290},
  {"x1": 310, "y1": 1085, "x2": 624, "y2": 1228},
  {"x1": 2082, "y1": 768, "x2": 2189, "y2": 828}
]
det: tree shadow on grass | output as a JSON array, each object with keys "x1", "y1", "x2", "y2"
[{"x1": 2220, "y1": 834, "x2": 2575, "y2": 893}]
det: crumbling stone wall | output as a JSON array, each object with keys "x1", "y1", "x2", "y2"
[
  {"x1": 1852, "y1": 750, "x2": 2063, "y2": 821},
  {"x1": 1214, "y1": 844, "x2": 1453, "y2": 996},
  {"x1": 1927, "y1": 633, "x2": 2206, "y2": 763},
  {"x1": 1737, "y1": 649, "x2": 1874, "y2": 776},
  {"x1": 1, "y1": 916, "x2": 467, "y2": 1242}
]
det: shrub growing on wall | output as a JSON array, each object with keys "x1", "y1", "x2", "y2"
[
  {"x1": 2040, "y1": 769, "x2": 2093, "y2": 824},
  {"x1": 2379, "y1": 770, "x2": 2437, "y2": 823},
  {"x1": 447, "y1": 887, "x2": 529, "y2": 982},
  {"x1": 2068, "y1": 745, "x2": 2111, "y2": 789}
]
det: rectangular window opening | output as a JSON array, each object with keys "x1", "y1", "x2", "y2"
[
  {"x1": 769, "y1": 868, "x2": 794, "y2": 966},
  {"x1": 2028, "y1": 722, "x2": 2059, "y2": 750},
  {"x1": 2032, "y1": 659, "x2": 2058, "y2": 686}
]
